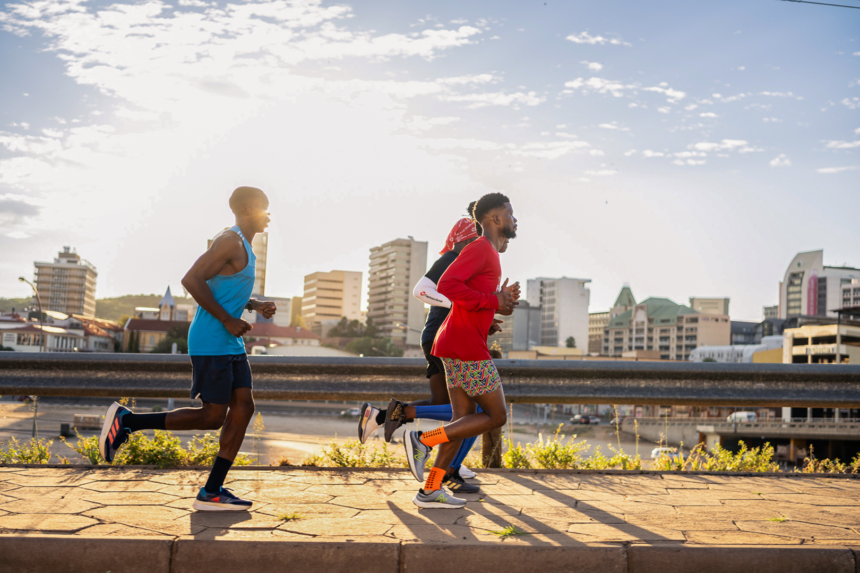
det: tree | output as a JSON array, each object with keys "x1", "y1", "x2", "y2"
[
  {"x1": 565, "y1": 336, "x2": 576, "y2": 348},
  {"x1": 150, "y1": 323, "x2": 190, "y2": 354},
  {"x1": 344, "y1": 336, "x2": 404, "y2": 357},
  {"x1": 327, "y1": 317, "x2": 363, "y2": 338},
  {"x1": 291, "y1": 314, "x2": 306, "y2": 328},
  {"x1": 702, "y1": 357, "x2": 717, "y2": 363}
]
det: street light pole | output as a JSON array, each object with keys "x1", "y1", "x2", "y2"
[
  {"x1": 19, "y1": 276, "x2": 43, "y2": 438},
  {"x1": 18, "y1": 276, "x2": 45, "y2": 353}
]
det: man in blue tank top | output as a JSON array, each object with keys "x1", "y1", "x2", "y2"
[{"x1": 98, "y1": 186, "x2": 276, "y2": 511}]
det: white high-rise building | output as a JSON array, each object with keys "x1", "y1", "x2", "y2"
[
  {"x1": 780, "y1": 250, "x2": 860, "y2": 319},
  {"x1": 526, "y1": 277, "x2": 591, "y2": 350},
  {"x1": 301, "y1": 270, "x2": 363, "y2": 327},
  {"x1": 33, "y1": 246, "x2": 98, "y2": 318},
  {"x1": 367, "y1": 237, "x2": 428, "y2": 347}
]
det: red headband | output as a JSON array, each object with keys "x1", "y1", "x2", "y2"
[{"x1": 440, "y1": 218, "x2": 479, "y2": 254}]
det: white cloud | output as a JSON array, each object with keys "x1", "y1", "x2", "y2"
[
  {"x1": 598, "y1": 122, "x2": 629, "y2": 131},
  {"x1": 689, "y1": 139, "x2": 749, "y2": 152},
  {"x1": 623, "y1": 149, "x2": 637, "y2": 156},
  {"x1": 657, "y1": 107, "x2": 671, "y2": 114},
  {"x1": 584, "y1": 169, "x2": 616, "y2": 176},
  {"x1": 440, "y1": 91, "x2": 545, "y2": 108},
  {"x1": 700, "y1": 112, "x2": 717, "y2": 118},
  {"x1": 817, "y1": 166, "x2": 859, "y2": 174},
  {"x1": 674, "y1": 151, "x2": 707, "y2": 158},
  {"x1": 642, "y1": 150, "x2": 664, "y2": 158},
  {"x1": 438, "y1": 74, "x2": 500, "y2": 85},
  {"x1": 825, "y1": 140, "x2": 860, "y2": 149},
  {"x1": 685, "y1": 104, "x2": 698, "y2": 111},
  {"x1": 580, "y1": 61, "x2": 604, "y2": 71},
  {"x1": 177, "y1": 0, "x2": 211, "y2": 6},
  {"x1": 769, "y1": 154, "x2": 791, "y2": 167},
  {"x1": 555, "y1": 132, "x2": 578, "y2": 139},
  {"x1": 564, "y1": 77, "x2": 627, "y2": 98},
  {"x1": 855, "y1": 128, "x2": 860, "y2": 134},
  {"x1": 762, "y1": 118, "x2": 782, "y2": 123},
  {"x1": 556, "y1": 124, "x2": 567, "y2": 129},
  {"x1": 405, "y1": 116, "x2": 460, "y2": 132},
  {"x1": 589, "y1": 149, "x2": 605, "y2": 156},
  {"x1": 566, "y1": 32, "x2": 631, "y2": 46},
  {"x1": 735, "y1": 66, "x2": 745, "y2": 71},
  {"x1": 510, "y1": 141, "x2": 591, "y2": 160},
  {"x1": 642, "y1": 84, "x2": 686, "y2": 102},
  {"x1": 842, "y1": 98, "x2": 860, "y2": 110}
]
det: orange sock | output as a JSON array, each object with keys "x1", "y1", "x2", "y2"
[
  {"x1": 423, "y1": 467, "x2": 445, "y2": 492},
  {"x1": 420, "y1": 427, "x2": 449, "y2": 447}
]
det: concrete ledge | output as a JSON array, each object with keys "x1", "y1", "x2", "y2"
[
  {"x1": 172, "y1": 540, "x2": 400, "y2": 573},
  {"x1": 401, "y1": 542, "x2": 627, "y2": 573},
  {"x1": 628, "y1": 544, "x2": 857, "y2": 573},
  {"x1": 0, "y1": 535, "x2": 173, "y2": 573}
]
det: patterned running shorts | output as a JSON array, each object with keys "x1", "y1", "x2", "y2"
[{"x1": 441, "y1": 358, "x2": 502, "y2": 397}]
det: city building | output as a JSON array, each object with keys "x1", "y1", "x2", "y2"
[
  {"x1": 124, "y1": 288, "x2": 194, "y2": 352},
  {"x1": 730, "y1": 321, "x2": 758, "y2": 345},
  {"x1": 0, "y1": 310, "x2": 120, "y2": 353},
  {"x1": 301, "y1": 270, "x2": 362, "y2": 331},
  {"x1": 588, "y1": 311, "x2": 609, "y2": 354},
  {"x1": 489, "y1": 300, "x2": 541, "y2": 355},
  {"x1": 763, "y1": 305, "x2": 779, "y2": 319},
  {"x1": 689, "y1": 335, "x2": 783, "y2": 363},
  {"x1": 783, "y1": 323, "x2": 860, "y2": 365},
  {"x1": 526, "y1": 277, "x2": 591, "y2": 350},
  {"x1": 842, "y1": 279, "x2": 860, "y2": 309},
  {"x1": 507, "y1": 346, "x2": 585, "y2": 360},
  {"x1": 603, "y1": 297, "x2": 730, "y2": 360},
  {"x1": 33, "y1": 246, "x2": 97, "y2": 317},
  {"x1": 366, "y1": 237, "x2": 428, "y2": 347},
  {"x1": 689, "y1": 297, "x2": 730, "y2": 316},
  {"x1": 780, "y1": 250, "x2": 860, "y2": 319},
  {"x1": 207, "y1": 231, "x2": 268, "y2": 296}
]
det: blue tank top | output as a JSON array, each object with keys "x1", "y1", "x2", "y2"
[{"x1": 188, "y1": 226, "x2": 256, "y2": 356}]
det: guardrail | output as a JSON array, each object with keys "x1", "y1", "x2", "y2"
[{"x1": 3, "y1": 353, "x2": 860, "y2": 407}]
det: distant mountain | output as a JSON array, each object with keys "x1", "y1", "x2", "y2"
[{"x1": 96, "y1": 294, "x2": 195, "y2": 323}]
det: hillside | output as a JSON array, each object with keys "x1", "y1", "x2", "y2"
[
  {"x1": 95, "y1": 294, "x2": 195, "y2": 322},
  {"x1": 0, "y1": 297, "x2": 32, "y2": 313}
]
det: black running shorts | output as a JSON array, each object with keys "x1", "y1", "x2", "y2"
[
  {"x1": 422, "y1": 341, "x2": 444, "y2": 380},
  {"x1": 190, "y1": 354, "x2": 253, "y2": 405}
]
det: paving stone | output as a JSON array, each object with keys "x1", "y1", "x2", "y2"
[
  {"x1": 288, "y1": 473, "x2": 372, "y2": 485},
  {"x1": 188, "y1": 511, "x2": 285, "y2": 530},
  {"x1": 566, "y1": 522, "x2": 686, "y2": 542},
  {"x1": 625, "y1": 515, "x2": 739, "y2": 531},
  {"x1": 668, "y1": 488, "x2": 765, "y2": 500},
  {"x1": 526, "y1": 475, "x2": 582, "y2": 490},
  {"x1": 278, "y1": 516, "x2": 392, "y2": 536},
  {"x1": 241, "y1": 488, "x2": 333, "y2": 504},
  {"x1": 520, "y1": 506, "x2": 625, "y2": 524},
  {"x1": 737, "y1": 520, "x2": 860, "y2": 540},
  {"x1": 81, "y1": 480, "x2": 168, "y2": 492},
  {"x1": 4, "y1": 474, "x2": 95, "y2": 487},
  {"x1": 457, "y1": 514, "x2": 573, "y2": 535},
  {"x1": 304, "y1": 484, "x2": 376, "y2": 496},
  {"x1": 76, "y1": 523, "x2": 173, "y2": 537},
  {"x1": 385, "y1": 524, "x2": 499, "y2": 543},
  {"x1": 147, "y1": 471, "x2": 209, "y2": 485},
  {"x1": 778, "y1": 507, "x2": 860, "y2": 527},
  {"x1": 79, "y1": 491, "x2": 180, "y2": 505},
  {"x1": 224, "y1": 471, "x2": 297, "y2": 482},
  {"x1": 0, "y1": 498, "x2": 98, "y2": 514},
  {"x1": 352, "y1": 508, "x2": 463, "y2": 526},
  {"x1": 258, "y1": 503, "x2": 359, "y2": 519},
  {"x1": 0, "y1": 482, "x2": 19, "y2": 492},
  {"x1": 579, "y1": 500, "x2": 679, "y2": 515},
  {"x1": 479, "y1": 481, "x2": 536, "y2": 495},
  {"x1": 80, "y1": 470, "x2": 159, "y2": 481},
  {"x1": 0, "y1": 513, "x2": 98, "y2": 532},
  {"x1": 764, "y1": 493, "x2": 860, "y2": 506},
  {"x1": 0, "y1": 493, "x2": 17, "y2": 505},
  {"x1": 685, "y1": 530, "x2": 805, "y2": 545},
  {"x1": 84, "y1": 504, "x2": 193, "y2": 535},
  {"x1": 328, "y1": 493, "x2": 417, "y2": 511},
  {"x1": 539, "y1": 488, "x2": 626, "y2": 502},
  {"x1": 0, "y1": 486, "x2": 87, "y2": 500},
  {"x1": 626, "y1": 493, "x2": 723, "y2": 506},
  {"x1": 479, "y1": 493, "x2": 572, "y2": 508}
]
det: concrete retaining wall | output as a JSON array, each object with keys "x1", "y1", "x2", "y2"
[
  {"x1": 0, "y1": 536, "x2": 857, "y2": 573},
  {"x1": 622, "y1": 418, "x2": 704, "y2": 448}
]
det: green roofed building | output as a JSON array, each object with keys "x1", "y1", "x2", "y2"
[{"x1": 603, "y1": 296, "x2": 730, "y2": 360}]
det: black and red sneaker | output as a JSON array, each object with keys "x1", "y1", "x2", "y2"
[
  {"x1": 98, "y1": 401, "x2": 131, "y2": 463},
  {"x1": 192, "y1": 487, "x2": 253, "y2": 511}
]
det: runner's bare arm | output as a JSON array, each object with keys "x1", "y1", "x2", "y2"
[
  {"x1": 250, "y1": 299, "x2": 277, "y2": 319},
  {"x1": 181, "y1": 234, "x2": 253, "y2": 337}
]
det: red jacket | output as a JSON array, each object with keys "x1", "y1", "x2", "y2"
[{"x1": 432, "y1": 237, "x2": 501, "y2": 361}]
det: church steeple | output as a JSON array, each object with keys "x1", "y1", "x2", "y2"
[{"x1": 159, "y1": 287, "x2": 176, "y2": 321}]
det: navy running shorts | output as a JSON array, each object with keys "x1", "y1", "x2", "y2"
[
  {"x1": 422, "y1": 341, "x2": 444, "y2": 380},
  {"x1": 190, "y1": 354, "x2": 253, "y2": 405}
]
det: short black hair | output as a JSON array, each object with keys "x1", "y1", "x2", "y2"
[
  {"x1": 466, "y1": 200, "x2": 483, "y2": 236},
  {"x1": 229, "y1": 186, "x2": 267, "y2": 213},
  {"x1": 473, "y1": 192, "x2": 510, "y2": 224}
]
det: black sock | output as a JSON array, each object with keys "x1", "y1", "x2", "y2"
[
  {"x1": 122, "y1": 412, "x2": 167, "y2": 433},
  {"x1": 204, "y1": 456, "x2": 233, "y2": 494},
  {"x1": 375, "y1": 410, "x2": 386, "y2": 425}
]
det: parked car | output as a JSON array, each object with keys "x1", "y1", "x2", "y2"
[
  {"x1": 727, "y1": 411, "x2": 757, "y2": 424},
  {"x1": 340, "y1": 408, "x2": 361, "y2": 417},
  {"x1": 609, "y1": 416, "x2": 626, "y2": 426},
  {"x1": 588, "y1": 416, "x2": 601, "y2": 425},
  {"x1": 651, "y1": 447, "x2": 677, "y2": 460}
]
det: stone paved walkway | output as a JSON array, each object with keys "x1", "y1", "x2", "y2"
[{"x1": 1, "y1": 466, "x2": 859, "y2": 548}]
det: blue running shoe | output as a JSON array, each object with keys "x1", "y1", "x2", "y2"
[
  {"x1": 192, "y1": 487, "x2": 253, "y2": 512},
  {"x1": 404, "y1": 430, "x2": 432, "y2": 483},
  {"x1": 99, "y1": 401, "x2": 131, "y2": 463}
]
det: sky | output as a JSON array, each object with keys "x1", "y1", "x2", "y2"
[{"x1": 0, "y1": 0, "x2": 858, "y2": 321}]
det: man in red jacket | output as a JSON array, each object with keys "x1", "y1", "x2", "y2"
[{"x1": 403, "y1": 192, "x2": 519, "y2": 508}]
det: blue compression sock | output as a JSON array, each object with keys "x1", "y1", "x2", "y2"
[
  {"x1": 450, "y1": 436, "x2": 477, "y2": 470},
  {"x1": 412, "y1": 404, "x2": 453, "y2": 422}
]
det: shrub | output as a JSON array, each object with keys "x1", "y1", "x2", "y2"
[
  {"x1": 0, "y1": 437, "x2": 53, "y2": 464},
  {"x1": 526, "y1": 426, "x2": 590, "y2": 469},
  {"x1": 304, "y1": 439, "x2": 408, "y2": 468}
]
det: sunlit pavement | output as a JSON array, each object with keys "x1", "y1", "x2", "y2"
[{"x1": 0, "y1": 466, "x2": 859, "y2": 572}]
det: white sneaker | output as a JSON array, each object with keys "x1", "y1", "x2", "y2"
[
  {"x1": 459, "y1": 465, "x2": 477, "y2": 479},
  {"x1": 358, "y1": 403, "x2": 381, "y2": 444},
  {"x1": 412, "y1": 488, "x2": 466, "y2": 509}
]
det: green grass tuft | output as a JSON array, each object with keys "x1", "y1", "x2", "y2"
[{"x1": 489, "y1": 525, "x2": 529, "y2": 539}]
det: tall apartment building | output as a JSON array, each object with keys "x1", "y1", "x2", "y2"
[
  {"x1": 588, "y1": 286, "x2": 636, "y2": 355},
  {"x1": 763, "y1": 305, "x2": 779, "y2": 319},
  {"x1": 33, "y1": 246, "x2": 97, "y2": 318},
  {"x1": 301, "y1": 270, "x2": 362, "y2": 329},
  {"x1": 208, "y1": 231, "x2": 267, "y2": 296},
  {"x1": 603, "y1": 297, "x2": 730, "y2": 360},
  {"x1": 842, "y1": 279, "x2": 860, "y2": 309},
  {"x1": 366, "y1": 237, "x2": 428, "y2": 347},
  {"x1": 689, "y1": 297, "x2": 730, "y2": 316},
  {"x1": 526, "y1": 277, "x2": 591, "y2": 350},
  {"x1": 780, "y1": 250, "x2": 860, "y2": 319},
  {"x1": 489, "y1": 300, "x2": 541, "y2": 355}
]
